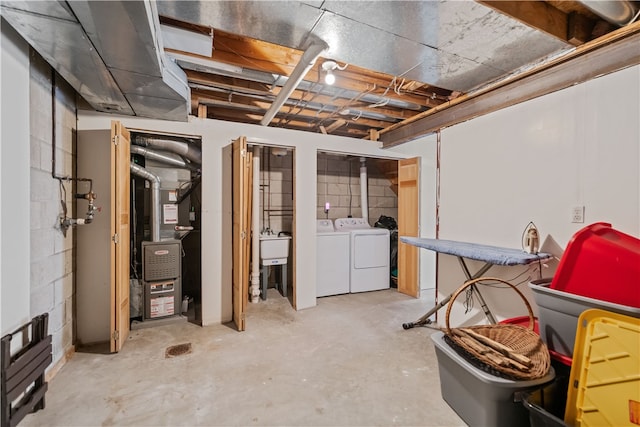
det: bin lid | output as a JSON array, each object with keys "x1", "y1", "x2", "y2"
[
  {"x1": 550, "y1": 222, "x2": 640, "y2": 308},
  {"x1": 564, "y1": 309, "x2": 640, "y2": 426}
]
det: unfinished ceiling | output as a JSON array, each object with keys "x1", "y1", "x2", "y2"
[
  {"x1": 2, "y1": 0, "x2": 639, "y2": 143},
  {"x1": 155, "y1": 0, "x2": 638, "y2": 140}
]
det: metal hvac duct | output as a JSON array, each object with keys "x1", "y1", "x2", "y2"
[
  {"x1": 579, "y1": 0, "x2": 640, "y2": 26},
  {"x1": 1, "y1": 1, "x2": 190, "y2": 121},
  {"x1": 134, "y1": 136, "x2": 202, "y2": 165},
  {"x1": 130, "y1": 145, "x2": 200, "y2": 172},
  {"x1": 130, "y1": 163, "x2": 161, "y2": 242}
]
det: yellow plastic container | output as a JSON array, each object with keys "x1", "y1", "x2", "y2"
[{"x1": 564, "y1": 309, "x2": 640, "y2": 426}]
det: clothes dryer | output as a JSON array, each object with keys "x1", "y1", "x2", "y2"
[{"x1": 334, "y1": 218, "x2": 390, "y2": 293}]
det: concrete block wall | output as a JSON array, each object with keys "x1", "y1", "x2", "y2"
[
  {"x1": 29, "y1": 51, "x2": 76, "y2": 365},
  {"x1": 317, "y1": 153, "x2": 397, "y2": 226},
  {"x1": 259, "y1": 148, "x2": 293, "y2": 234},
  {"x1": 255, "y1": 150, "x2": 398, "y2": 235}
]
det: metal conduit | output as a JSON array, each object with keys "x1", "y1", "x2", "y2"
[{"x1": 190, "y1": 80, "x2": 420, "y2": 119}]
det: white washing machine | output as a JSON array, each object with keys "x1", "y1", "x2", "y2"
[
  {"x1": 316, "y1": 219, "x2": 350, "y2": 297},
  {"x1": 334, "y1": 218, "x2": 390, "y2": 293}
]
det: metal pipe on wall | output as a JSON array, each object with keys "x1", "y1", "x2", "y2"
[
  {"x1": 360, "y1": 157, "x2": 369, "y2": 224},
  {"x1": 130, "y1": 163, "x2": 161, "y2": 242}
]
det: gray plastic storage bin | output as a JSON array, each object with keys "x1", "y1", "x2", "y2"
[
  {"x1": 529, "y1": 279, "x2": 640, "y2": 358},
  {"x1": 431, "y1": 331, "x2": 555, "y2": 427},
  {"x1": 521, "y1": 375, "x2": 570, "y2": 427}
]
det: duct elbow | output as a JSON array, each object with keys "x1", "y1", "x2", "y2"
[{"x1": 579, "y1": 0, "x2": 640, "y2": 26}]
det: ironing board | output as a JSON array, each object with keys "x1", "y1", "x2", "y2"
[{"x1": 399, "y1": 236, "x2": 552, "y2": 329}]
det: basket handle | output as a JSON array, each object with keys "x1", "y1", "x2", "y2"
[{"x1": 444, "y1": 277, "x2": 535, "y2": 334}]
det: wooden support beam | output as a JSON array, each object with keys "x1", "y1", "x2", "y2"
[
  {"x1": 568, "y1": 11, "x2": 594, "y2": 45},
  {"x1": 479, "y1": 1, "x2": 569, "y2": 43},
  {"x1": 381, "y1": 23, "x2": 640, "y2": 147},
  {"x1": 325, "y1": 119, "x2": 346, "y2": 133}
]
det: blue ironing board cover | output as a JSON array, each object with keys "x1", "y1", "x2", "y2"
[{"x1": 400, "y1": 237, "x2": 552, "y2": 266}]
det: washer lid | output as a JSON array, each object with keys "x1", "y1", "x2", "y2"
[{"x1": 316, "y1": 219, "x2": 335, "y2": 233}]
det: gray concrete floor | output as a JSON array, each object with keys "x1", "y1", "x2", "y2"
[{"x1": 23, "y1": 289, "x2": 465, "y2": 426}]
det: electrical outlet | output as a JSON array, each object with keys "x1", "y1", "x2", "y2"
[{"x1": 571, "y1": 205, "x2": 585, "y2": 223}]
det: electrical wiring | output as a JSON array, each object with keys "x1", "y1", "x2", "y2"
[
  {"x1": 462, "y1": 271, "x2": 538, "y2": 314},
  {"x1": 394, "y1": 77, "x2": 406, "y2": 95},
  {"x1": 630, "y1": 7, "x2": 640, "y2": 25}
]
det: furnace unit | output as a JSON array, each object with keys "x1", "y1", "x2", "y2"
[{"x1": 142, "y1": 240, "x2": 182, "y2": 320}]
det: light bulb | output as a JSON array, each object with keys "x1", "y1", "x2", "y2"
[{"x1": 324, "y1": 71, "x2": 335, "y2": 85}]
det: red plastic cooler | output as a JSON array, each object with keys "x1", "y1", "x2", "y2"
[{"x1": 550, "y1": 222, "x2": 640, "y2": 308}]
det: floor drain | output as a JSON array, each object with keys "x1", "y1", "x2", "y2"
[{"x1": 165, "y1": 343, "x2": 192, "y2": 358}]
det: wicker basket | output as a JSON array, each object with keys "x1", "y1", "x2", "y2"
[{"x1": 443, "y1": 277, "x2": 551, "y2": 381}]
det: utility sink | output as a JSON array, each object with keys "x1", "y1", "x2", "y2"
[{"x1": 260, "y1": 235, "x2": 291, "y2": 265}]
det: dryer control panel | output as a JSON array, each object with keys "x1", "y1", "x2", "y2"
[{"x1": 335, "y1": 217, "x2": 371, "y2": 230}]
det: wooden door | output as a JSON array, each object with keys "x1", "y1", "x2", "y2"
[
  {"x1": 397, "y1": 157, "x2": 420, "y2": 297},
  {"x1": 110, "y1": 121, "x2": 131, "y2": 352},
  {"x1": 232, "y1": 137, "x2": 252, "y2": 331}
]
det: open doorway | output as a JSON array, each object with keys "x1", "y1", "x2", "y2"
[
  {"x1": 128, "y1": 129, "x2": 203, "y2": 327},
  {"x1": 254, "y1": 145, "x2": 295, "y2": 304},
  {"x1": 315, "y1": 153, "x2": 399, "y2": 296},
  {"x1": 76, "y1": 122, "x2": 203, "y2": 354},
  {"x1": 227, "y1": 138, "x2": 296, "y2": 331},
  {"x1": 315, "y1": 152, "x2": 420, "y2": 299}
]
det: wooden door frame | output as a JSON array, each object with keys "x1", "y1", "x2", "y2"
[{"x1": 397, "y1": 157, "x2": 420, "y2": 298}]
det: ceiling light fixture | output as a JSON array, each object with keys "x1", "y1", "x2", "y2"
[
  {"x1": 321, "y1": 60, "x2": 348, "y2": 85},
  {"x1": 325, "y1": 68, "x2": 336, "y2": 85}
]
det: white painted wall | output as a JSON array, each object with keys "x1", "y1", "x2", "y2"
[
  {"x1": 78, "y1": 112, "x2": 409, "y2": 324},
  {"x1": 1, "y1": 20, "x2": 31, "y2": 335},
  {"x1": 437, "y1": 65, "x2": 640, "y2": 326},
  {"x1": 386, "y1": 134, "x2": 439, "y2": 291}
]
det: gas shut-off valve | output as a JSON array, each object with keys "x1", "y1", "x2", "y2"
[{"x1": 60, "y1": 191, "x2": 100, "y2": 229}]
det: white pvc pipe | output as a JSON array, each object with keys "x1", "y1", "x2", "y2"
[
  {"x1": 360, "y1": 157, "x2": 369, "y2": 224},
  {"x1": 250, "y1": 153, "x2": 261, "y2": 303},
  {"x1": 260, "y1": 40, "x2": 328, "y2": 126}
]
